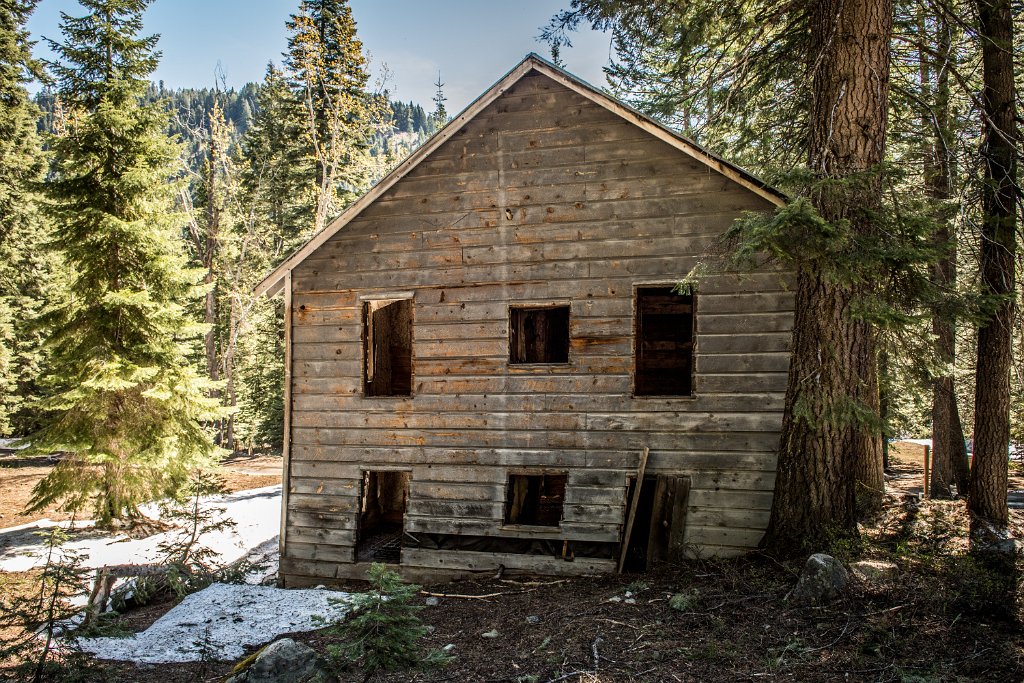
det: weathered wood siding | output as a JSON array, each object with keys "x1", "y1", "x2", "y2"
[{"x1": 282, "y1": 71, "x2": 793, "y2": 585}]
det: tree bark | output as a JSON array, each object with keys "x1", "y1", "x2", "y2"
[
  {"x1": 763, "y1": 0, "x2": 892, "y2": 554},
  {"x1": 969, "y1": 0, "x2": 1017, "y2": 528},
  {"x1": 922, "y1": 8, "x2": 969, "y2": 499}
]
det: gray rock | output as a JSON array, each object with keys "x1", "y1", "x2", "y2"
[
  {"x1": 226, "y1": 638, "x2": 327, "y2": 683},
  {"x1": 848, "y1": 560, "x2": 898, "y2": 583},
  {"x1": 425, "y1": 596, "x2": 440, "y2": 606},
  {"x1": 525, "y1": 615, "x2": 541, "y2": 625},
  {"x1": 789, "y1": 553, "x2": 849, "y2": 605},
  {"x1": 481, "y1": 629, "x2": 500, "y2": 639}
]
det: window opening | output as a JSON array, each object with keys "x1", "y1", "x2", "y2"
[
  {"x1": 635, "y1": 288, "x2": 694, "y2": 396},
  {"x1": 504, "y1": 473, "x2": 567, "y2": 526},
  {"x1": 357, "y1": 470, "x2": 410, "y2": 564},
  {"x1": 364, "y1": 298, "x2": 412, "y2": 396},
  {"x1": 510, "y1": 306, "x2": 570, "y2": 364}
]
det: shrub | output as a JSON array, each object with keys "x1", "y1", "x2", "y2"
[{"x1": 325, "y1": 563, "x2": 450, "y2": 674}]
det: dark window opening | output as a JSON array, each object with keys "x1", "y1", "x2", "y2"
[
  {"x1": 364, "y1": 298, "x2": 412, "y2": 397},
  {"x1": 357, "y1": 470, "x2": 410, "y2": 564},
  {"x1": 510, "y1": 306, "x2": 570, "y2": 364},
  {"x1": 504, "y1": 473, "x2": 567, "y2": 526},
  {"x1": 635, "y1": 288, "x2": 694, "y2": 396}
]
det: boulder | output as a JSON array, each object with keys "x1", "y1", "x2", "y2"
[
  {"x1": 227, "y1": 638, "x2": 328, "y2": 683},
  {"x1": 789, "y1": 553, "x2": 849, "y2": 605},
  {"x1": 848, "y1": 560, "x2": 898, "y2": 583}
]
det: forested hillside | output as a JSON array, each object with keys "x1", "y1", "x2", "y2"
[{"x1": 0, "y1": 0, "x2": 448, "y2": 529}]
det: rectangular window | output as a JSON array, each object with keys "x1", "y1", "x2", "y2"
[
  {"x1": 509, "y1": 305, "x2": 570, "y2": 364},
  {"x1": 504, "y1": 473, "x2": 567, "y2": 527},
  {"x1": 364, "y1": 298, "x2": 413, "y2": 397},
  {"x1": 635, "y1": 287, "x2": 694, "y2": 396}
]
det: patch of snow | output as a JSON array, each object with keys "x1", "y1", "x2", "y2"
[
  {"x1": 0, "y1": 485, "x2": 282, "y2": 574},
  {"x1": 77, "y1": 582, "x2": 350, "y2": 663}
]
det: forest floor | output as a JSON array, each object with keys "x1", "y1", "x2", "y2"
[{"x1": 2, "y1": 444, "x2": 1024, "y2": 682}]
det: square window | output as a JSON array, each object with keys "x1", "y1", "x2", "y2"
[
  {"x1": 504, "y1": 473, "x2": 567, "y2": 526},
  {"x1": 635, "y1": 288, "x2": 694, "y2": 396},
  {"x1": 509, "y1": 306, "x2": 570, "y2": 364},
  {"x1": 364, "y1": 298, "x2": 413, "y2": 397}
]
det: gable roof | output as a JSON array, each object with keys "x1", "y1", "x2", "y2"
[{"x1": 255, "y1": 53, "x2": 785, "y2": 297}]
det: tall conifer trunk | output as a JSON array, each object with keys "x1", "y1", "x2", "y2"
[
  {"x1": 763, "y1": 0, "x2": 891, "y2": 553},
  {"x1": 924, "y1": 10, "x2": 970, "y2": 499},
  {"x1": 969, "y1": 0, "x2": 1017, "y2": 529}
]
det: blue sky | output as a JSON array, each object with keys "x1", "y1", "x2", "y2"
[{"x1": 26, "y1": 1, "x2": 613, "y2": 113}]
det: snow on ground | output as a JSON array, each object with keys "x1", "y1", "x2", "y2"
[
  {"x1": 0, "y1": 485, "x2": 282, "y2": 574},
  {"x1": 77, "y1": 582, "x2": 351, "y2": 663}
]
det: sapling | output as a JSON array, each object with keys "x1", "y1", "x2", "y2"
[
  {"x1": 324, "y1": 563, "x2": 451, "y2": 676},
  {"x1": 0, "y1": 523, "x2": 89, "y2": 682}
]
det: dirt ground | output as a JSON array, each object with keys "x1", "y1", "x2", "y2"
[
  {"x1": 42, "y1": 512, "x2": 1024, "y2": 683},
  {"x1": 4, "y1": 445, "x2": 1024, "y2": 682},
  {"x1": 0, "y1": 450, "x2": 282, "y2": 526},
  {"x1": 886, "y1": 441, "x2": 1024, "y2": 497}
]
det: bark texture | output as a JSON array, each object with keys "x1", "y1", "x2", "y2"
[
  {"x1": 763, "y1": 0, "x2": 891, "y2": 553},
  {"x1": 924, "y1": 12, "x2": 969, "y2": 499},
  {"x1": 969, "y1": 0, "x2": 1017, "y2": 527}
]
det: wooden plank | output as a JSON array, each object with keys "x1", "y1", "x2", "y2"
[
  {"x1": 667, "y1": 477, "x2": 691, "y2": 561},
  {"x1": 687, "y1": 488, "x2": 775, "y2": 510},
  {"x1": 698, "y1": 373, "x2": 789, "y2": 393},
  {"x1": 290, "y1": 426, "x2": 783, "y2": 453},
  {"x1": 290, "y1": 491, "x2": 359, "y2": 512},
  {"x1": 617, "y1": 447, "x2": 649, "y2": 573},
  {"x1": 291, "y1": 391, "x2": 787, "y2": 415},
  {"x1": 685, "y1": 525, "x2": 766, "y2": 549},
  {"x1": 698, "y1": 291, "x2": 795, "y2": 314},
  {"x1": 688, "y1": 507, "x2": 771, "y2": 529},
  {"x1": 647, "y1": 475, "x2": 691, "y2": 564},
  {"x1": 400, "y1": 548, "x2": 615, "y2": 575},
  {"x1": 699, "y1": 312, "x2": 793, "y2": 334},
  {"x1": 564, "y1": 485, "x2": 627, "y2": 506},
  {"x1": 279, "y1": 271, "x2": 293, "y2": 567},
  {"x1": 411, "y1": 482, "x2": 506, "y2": 502},
  {"x1": 406, "y1": 501, "x2": 505, "y2": 519},
  {"x1": 286, "y1": 526, "x2": 356, "y2": 547},
  {"x1": 697, "y1": 352, "x2": 791, "y2": 374},
  {"x1": 291, "y1": 510, "x2": 357, "y2": 530},
  {"x1": 286, "y1": 542, "x2": 355, "y2": 563},
  {"x1": 698, "y1": 333, "x2": 791, "y2": 354}
]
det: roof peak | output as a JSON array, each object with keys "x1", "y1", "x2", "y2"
[{"x1": 254, "y1": 54, "x2": 784, "y2": 297}]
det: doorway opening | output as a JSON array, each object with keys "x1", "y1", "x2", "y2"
[
  {"x1": 622, "y1": 473, "x2": 691, "y2": 571},
  {"x1": 357, "y1": 470, "x2": 410, "y2": 564}
]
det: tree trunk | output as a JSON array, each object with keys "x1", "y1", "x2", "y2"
[
  {"x1": 969, "y1": 0, "x2": 1017, "y2": 529},
  {"x1": 763, "y1": 0, "x2": 892, "y2": 554},
  {"x1": 923, "y1": 8, "x2": 968, "y2": 499}
]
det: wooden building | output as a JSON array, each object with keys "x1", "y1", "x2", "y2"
[{"x1": 255, "y1": 54, "x2": 793, "y2": 587}]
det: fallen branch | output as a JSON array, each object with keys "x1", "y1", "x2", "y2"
[
  {"x1": 419, "y1": 588, "x2": 536, "y2": 600},
  {"x1": 499, "y1": 578, "x2": 571, "y2": 587}
]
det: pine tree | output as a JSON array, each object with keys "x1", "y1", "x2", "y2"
[
  {"x1": 284, "y1": 0, "x2": 383, "y2": 233},
  {"x1": 431, "y1": 71, "x2": 447, "y2": 130},
  {"x1": 0, "y1": 0, "x2": 54, "y2": 436},
  {"x1": 969, "y1": 0, "x2": 1017, "y2": 532},
  {"x1": 546, "y1": 0, "x2": 901, "y2": 550},
  {"x1": 29, "y1": 0, "x2": 224, "y2": 526}
]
